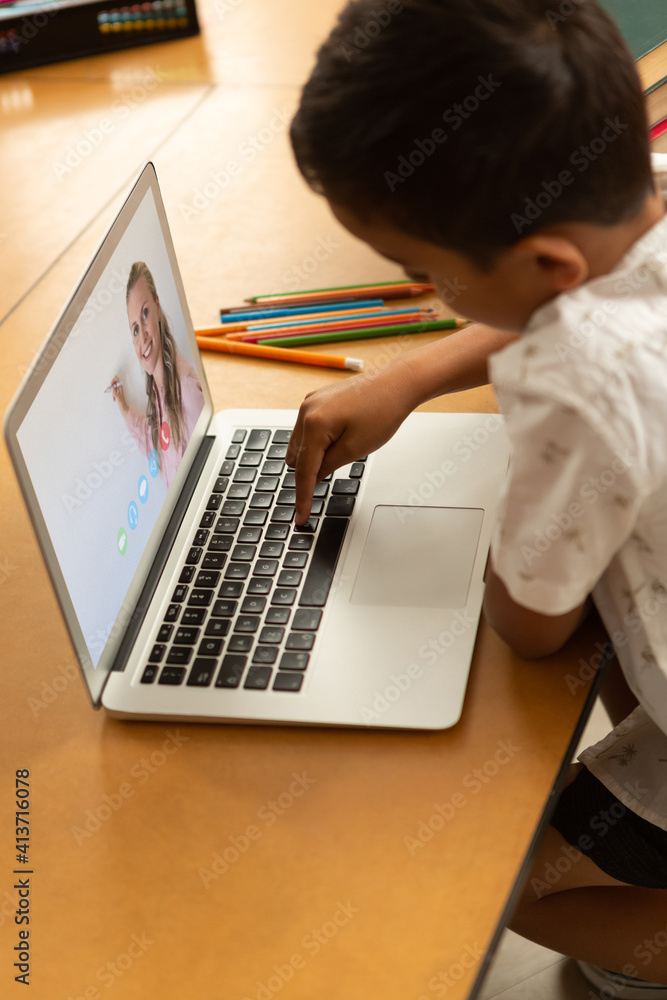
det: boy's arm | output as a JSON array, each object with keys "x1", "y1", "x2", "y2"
[
  {"x1": 287, "y1": 323, "x2": 517, "y2": 524},
  {"x1": 484, "y1": 564, "x2": 591, "y2": 660}
]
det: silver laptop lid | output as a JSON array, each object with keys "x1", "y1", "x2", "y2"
[{"x1": 4, "y1": 163, "x2": 213, "y2": 706}]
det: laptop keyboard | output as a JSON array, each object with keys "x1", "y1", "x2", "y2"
[{"x1": 139, "y1": 428, "x2": 364, "y2": 694}]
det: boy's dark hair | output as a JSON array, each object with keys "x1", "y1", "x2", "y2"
[{"x1": 290, "y1": 0, "x2": 653, "y2": 268}]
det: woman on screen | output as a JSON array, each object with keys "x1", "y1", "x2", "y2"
[{"x1": 109, "y1": 261, "x2": 204, "y2": 488}]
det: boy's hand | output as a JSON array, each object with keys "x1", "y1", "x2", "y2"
[{"x1": 286, "y1": 360, "x2": 416, "y2": 524}]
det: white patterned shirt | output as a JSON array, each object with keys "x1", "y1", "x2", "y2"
[{"x1": 489, "y1": 154, "x2": 667, "y2": 830}]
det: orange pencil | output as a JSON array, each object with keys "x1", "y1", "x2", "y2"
[{"x1": 196, "y1": 336, "x2": 363, "y2": 371}]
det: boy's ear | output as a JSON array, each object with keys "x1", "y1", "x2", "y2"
[{"x1": 509, "y1": 233, "x2": 589, "y2": 293}]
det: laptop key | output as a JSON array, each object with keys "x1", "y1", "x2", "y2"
[
  {"x1": 252, "y1": 646, "x2": 278, "y2": 665},
  {"x1": 215, "y1": 516, "x2": 239, "y2": 533},
  {"x1": 201, "y1": 553, "x2": 227, "y2": 570},
  {"x1": 149, "y1": 644, "x2": 166, "y2": 662},
  {"x1": 198, "y1": 638, "x2": 223, "y2": 657},
  {"x1": 246, "y1": 429, "x2": 271, "y2": 451},
  {"x1": 247, "y1": 577, "x2": 272, "y2": 595},
  {"x1": 259, "y1": 626, "x2": 284, "y2": 644},
  {"x1": 225, "y1": 443, "x2": 241, "y2": 459},
  {"x1": 299, "y1": 517, "x2": 348, "y2": 607},
  {"x1": 221, "y1": 500, "x2": 245, "y2": 516},
  {"x1": 279, "y1": 652, "x2": 310, "y2": 671},
  {"x1": 141, "y1": 664, "x2": 159, "y2": 683},
  {"x1": 234, "y1": 615, "x2": 260, "y2": 633},
  {"x1": 187, "y1": 547, "x2": 203, "y2": 564},
  {"x1": 182, "y1": 608, "x2": 205, "y2": 625},
  {"x1": 272, "y1": 429, "x2": 292, "y2": 444},
  {"x1": 332, "y1": 478, "x2": 359, "y2": 495},
  {"x1": 267, "y1": 444, "x2": 287, "y2": 459},
  {"x1": 244, "y1": 666, "x2": 272, "y2": 689},
  {"x1": 265, "y1": 524, "x2": 289, "y2": 540},
  {"x1": 285, "y1": 632, "x2": 315, "y2": 651},
  {"x1": 260, "y1": 541, "x2": 284, "y2": 558},
  {"x1": 288, "y1": 534, "x2": 313, "y2": 551},
  {"x1": 164, "y1": 604, "x2": 181, "y2": 623},
  {"x1": 249, "y1": 493, "x2": 273, "y2": 509},
  {"x1": 239, "y1": 451, "x2": 262, "y2": 467},
  {"x1": 243, "y1": 509, "x2": 268, "y2": 526},
  {"x1": 227, "y1": 635, "x2": 253, "y2": 652},
  {"x1": 195, "y1": 570, "x2": 220, "y2": 588},
  {"x1": 238, "y1": 527, "x2": 262, "y2": 544},
  {"x1": 234, "y1": 467, "x2": 257, "y2": 483},
  {"x1": 215, "y1": 655, "x2": 246, "y2": 688},
  {"x1": 271, "y1": 588, "x2": 297, "y2": 606},
  {"x1": 256, "y1": 476, "x2": 279, "y2": 492},
  {"x1": 188, "y1": 588, "x2": 214, "y2": 607},
  {"x1": 277, "y1": 569, "x2": 302, "y2": 588},
  {"x1": 232, "y1": 429, "x2": 247, "y2": 444},
  {"x1": 241, "y1": 595, "x2": 266, "y2": 614},
  {"x1": 231, "y1": 544, "x2": 257, "y2": 561},
  {"x1": 194, "y1": 529, "x2": 209, "y2": 546},
  {"x1": 283, "y1": 551, "x2": 308, "y2": 569},
  {"x1": 225, "y1": 563, "x2": 250, "y2": 580},
  {"x1": 219, "y1": 460, "x2": 235, "y2": 476},
  {"x1": 212, "y1": 599, "x2": 237, "y2": 617},
  {"x1": 294, "y1": 517, "x2": 318, "y2": 532},
  {"x1": 271, "y1": 506, "x2": 295, "y2": 523},
  {"x1": 273, "y1": 672, "x2": 303, "y2": 692},
  {"x1": 157, "y1": 624, "x2": 173, "y2": 642},
  {"x1": 212, "y1": 476, "x2": 229, "y2": 493},
  {"x1": 349, "y1": 462, "x2": 365, "y2": 478},
  {"x1": 159, "y1": 666, "x2": 187, "y2": 685},
  {"x1": 218, "y1": 582, "x2": 243, "y2": 598},
  {"x1": 325, "y1": 495, "x2": 355, "y2": 517},
  {"x1": 262, "y1": 460, "x2": 284, "y2": 476},
  {"x1": 265, "y1": 607, "x2": 291, "y2": 625},
  {"x1": 166, "y1": 647, "x2": 193, "y2": 665},
  {"x1": 255, "y1": 559, "x2": 278, "y2": 576},
  {"x1": 206, "y1": 619, "x2": 230, "y2": 637},
  {"x1": 292, "y1": 608, "x2": 322, "y2": 631},
  {"x1": 174, "y1": 627, "x2": 200, "y2": 645},
  {"x1": 206, "y1": 494, "x2": 222, "y2": 510},
  {"x1": 199, "y1": 511, "x2": 215, "y2": 529},
  {"x1": 187, "y1": 659, "x2": 216, "y2": 687},
  {"x1": 227, "y1": 484, "x2": 252, "y2": 500},
  {"x1": 208, "y1": 534, "x2": 232, "y2": 551},
  {"x1": 179, "y1": 565, "x2": 195, "y2": 584},
  {"x1": 172, "y1": 584, "x2": 188, "y2": 602}
]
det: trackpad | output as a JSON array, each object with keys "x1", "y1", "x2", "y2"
[{"x1": 350, "y1": 505, "x2": 483, "y2": 608}]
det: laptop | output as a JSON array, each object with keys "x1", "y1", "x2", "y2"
[{"x1": 4, "y1": 162, "x2": 509, "y2": 730}]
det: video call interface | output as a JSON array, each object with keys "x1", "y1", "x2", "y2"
[{"x1": 16, "y1": 188, "x2": 205, "y2": 668}]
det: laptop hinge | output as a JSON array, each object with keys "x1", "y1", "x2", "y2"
[{"x1": 109, "y1": 434, "x2": 215, "y2": 673}]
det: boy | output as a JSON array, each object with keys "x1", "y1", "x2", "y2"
[{"x1": 284, "y1": 0, "x2": 667, "y2": 995}]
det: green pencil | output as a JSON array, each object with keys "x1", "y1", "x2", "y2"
[{"x1": 256, "y1": 318, "x2": 464, "y2": 348}]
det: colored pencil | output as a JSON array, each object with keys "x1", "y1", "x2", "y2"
[
  {"x1": 219, "y1": 299, "x2": 385, "y2": 320},
  {"x1": 245, "y1": 280, "x2": 435, "y2": 306},
  {"x1": 256, "y1": 318, "x2": 465, "y2": 348},
  {"x1": 224, "y1": 311, "x2": 431, "y2": 344},
  {"x1": 201, "y1": 306, "x2": 431, "y2": 338},
  {"x1": 196, "y1": 336, "x2": 363, "y2": 371}
]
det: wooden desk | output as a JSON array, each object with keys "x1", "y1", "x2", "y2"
[{"x1": 0, "y1": 5, "x2": 605, "y2": 998}]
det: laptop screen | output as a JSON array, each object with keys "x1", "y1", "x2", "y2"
[{"x1": 7, "y1": 166, "x2": 211, "y2": 703}]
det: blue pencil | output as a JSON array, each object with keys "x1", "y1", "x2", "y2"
[{"x1": 219, "y1": 299, "x2": 384, "y2": 322}]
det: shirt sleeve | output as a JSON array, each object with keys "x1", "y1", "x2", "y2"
[
  {"x1": 124, "y1": 407, "x2": 151, "y2": 459},
  {"x1": 490, "y1": 392, "x2": 643, "y2": 615}
]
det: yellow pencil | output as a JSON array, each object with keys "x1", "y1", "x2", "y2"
[{"x1": 196, "y1": 336, "x2": 363, "y2": 371}]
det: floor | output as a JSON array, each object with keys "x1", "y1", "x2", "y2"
[{"x1": 476, "y1": 698, "x2": 612, "y2": 1000}]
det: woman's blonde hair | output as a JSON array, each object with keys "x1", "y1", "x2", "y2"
[{"x1": 126, "y1": 261, "x2": 183, "y2": 455}]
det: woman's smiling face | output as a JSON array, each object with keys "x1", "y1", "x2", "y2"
[{"x1": 127, "y1": 275, "x2": 162, "y2": 376}]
